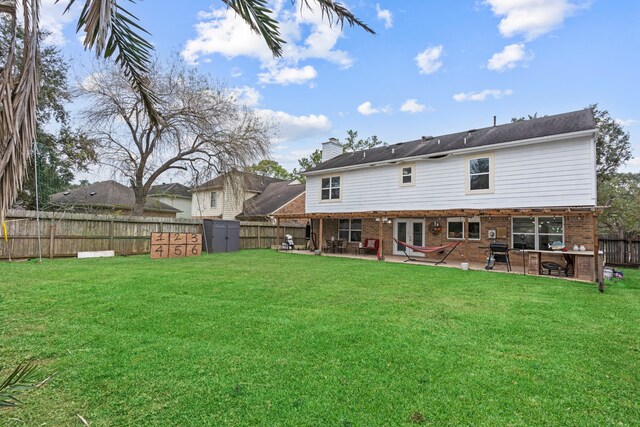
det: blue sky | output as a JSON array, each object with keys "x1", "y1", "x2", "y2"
[{"x1": 42, "y1": 0, "x2": 640, "y2": 179}]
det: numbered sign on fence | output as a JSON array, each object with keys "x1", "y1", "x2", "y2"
[{"x1": 150, "y1": 232, "x2": 202, "y2": 259}]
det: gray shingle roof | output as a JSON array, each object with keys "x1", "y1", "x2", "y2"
[
  {"x1": 149, "y1": 183, "x2": 192, "y2": 198},
  {"x1": 193, "y1": 171, "x2": 285, "y2": 193},
  {"x1": 50, "y1": 180, "x2": 180, "y2": 212},
  {"x1": 307, "y1": 109, "x2": 596, "y2": 174},
  {"x1": 240, "y1": 181, "x2": 305, "y2": 218}
]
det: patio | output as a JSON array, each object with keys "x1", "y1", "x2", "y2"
[{"x1": 277, "y1": 248, "x2": 606, "y2": 285}]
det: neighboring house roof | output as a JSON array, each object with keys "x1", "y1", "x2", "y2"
[
  {"x1": 193, "y1": 171, "x2": 285, "y2": 193},
  {"x1": 240, "y1": 181, "x2": 305, "y2": 218},
  {"x1": 307, "y1": 109, "x2": 597, "y2": 174},
  {"x1": 149, "y1": 183, "x2": 192, "y2": 199},
  {"x1": 50, "y1": 180, "x2": 180, "y2": 213}
]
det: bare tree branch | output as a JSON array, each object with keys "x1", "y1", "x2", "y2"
[{"x1": 79, "y1": 56, "x2": 272, "y2": 215}]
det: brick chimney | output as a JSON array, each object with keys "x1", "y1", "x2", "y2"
[{"x1": 321, "y1": 137, "x2": 342, "y2": 162}]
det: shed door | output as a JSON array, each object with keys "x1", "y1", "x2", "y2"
[
  {"x1": 226, "y1": 221, "x2": 240, "y2": 252},
  {"x1": 212, "y1": 221, "x2": 228, "y2": 253}
]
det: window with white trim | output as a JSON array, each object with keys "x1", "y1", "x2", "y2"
[
  {"x1": 447, "y1": 217, "x2": 481, "y2": 240},
  {"x1": 338, "y1": 219, "x2": 362, "y2": 242},
  {"x1": 321, "y1": 176, "x2": 341, "y2": 200},
  {"x1": 210, "y1": 191, "x2": 217, "y2": 208},
  {"x1": 466, "y1": 154, "x2": 494, "y2": 193},
  {"x1": 512, "y1": 217, "x2": 564, "y2": 250},
  {"x1": 400, "y1": 165, "x2": 415, "y2": 186}
]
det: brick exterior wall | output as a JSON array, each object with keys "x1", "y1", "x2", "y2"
[
  {"x1": 274, "y1": 193, "x2": 306, "y2": 217},
  {"x1": 312, "y1": 214, "x2": 596, "y2": 267}
]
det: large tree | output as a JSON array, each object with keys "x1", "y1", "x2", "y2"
[
  {"x1": 248, "y1": 159, "x2": 294, "y2": 180},
  {"x1": 597, "y1": 173, "x2": 640, "y2": 238},
  {"x1": 590, "y1": 104, "x2": 632, "y2": 180},
  {"x1": 80, "y1": 57, "x2": 271, "y2": 215},
  {"x1": 0, "y1": 0, "x2": 373, "y2": 220}
]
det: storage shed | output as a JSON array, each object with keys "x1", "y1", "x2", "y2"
[{"x1": 202, "y1": 220, "x2": 240, "y2": 253}]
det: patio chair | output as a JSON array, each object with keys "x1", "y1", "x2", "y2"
[
  {"x1": 362, "y1": 238, "x2": 379, "y2": 255},
  {"x1": 324, "y1": 239, "x2": 335, "y2": 253},
  {"x1": 335, "y1": 239, "x2": 345, "y2": 253}
]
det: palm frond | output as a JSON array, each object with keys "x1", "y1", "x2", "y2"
[
  {"x1": 57, "y1": 0, "x2": 160, "y2": 125},
  {"x1": 222, "y1": 0, "x2": 375, "y2": 57},
  {"x1": 0, "y1": 0, "x2": 40, "y2": 222},
  {"x1": 0, "y1": 361, "x2": 39, "y2": 407},
  {"x1": 299, "y1": 0, "x2": 375, "y2": 35},
  {"x1": 221, "y1": 0, "x2": 286, "y2": 56}
]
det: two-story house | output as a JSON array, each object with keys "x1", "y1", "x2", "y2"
[
  {"x1": 191, "y1": 171, "x2": 305, "y2": 221},
  {"x1": 274, "y1": 109, "x2": 604, "y2": 282}
]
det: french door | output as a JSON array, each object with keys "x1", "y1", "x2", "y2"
[{"x1": 394, "y1": 219, "x2": 425, "y2": 256}]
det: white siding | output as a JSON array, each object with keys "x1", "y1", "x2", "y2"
[
  {"x1": 191, "y1": 190, "x2": 223, "y2": 218},
  {"x1": 306, "y1": 136, "x2": 597, "y2": 213},
  {"x1": 152, "y1": 196, "x2": 192, "y2": 218},
  {"x1": 191, "y1": 188, "x2": 257, "y2": 219}
]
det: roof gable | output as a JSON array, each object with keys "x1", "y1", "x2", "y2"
[
  {"x1": 50, "y1": 181, "x2": 179, "y2": 212},
  {"x1": 240, "y1": 181, "x2": 305, "y2": 217},
  {"x1": 149, "y1": 183, "x2": 191, "y2": 198}
]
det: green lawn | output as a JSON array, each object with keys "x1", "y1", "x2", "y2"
[{"x1": 1, "y1": 251, "x2": 639, "y2": 426}]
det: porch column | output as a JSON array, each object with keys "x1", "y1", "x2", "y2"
[
  {"x1": 464, "y1": 216, "x2": 469, "y2": 261},
  {"x1": 378, "y1": 217, "x2": 384, "y2": 261},
  {"x1": 318, "y1": 218, "x2": 324, "y2": 254},
  {"x1": 276, "y1": 218, "x2": 281, "y2": 251},
  {"x1": 593, "y1": 212, "x2": 603, "y2": 292}
]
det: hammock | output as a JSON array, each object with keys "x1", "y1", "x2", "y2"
[{"x1": 393, "y1": 238, "x2": 460, "y2": 265}]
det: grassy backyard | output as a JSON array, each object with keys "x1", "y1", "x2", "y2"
[{"x1": 1, "y1": 250, "x2": 639, "y2": 426}]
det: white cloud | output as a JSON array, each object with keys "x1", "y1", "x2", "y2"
[
  {"x1": 40, "y1": 0, "x2": 78, "y2": 46},
  {"x1": 453, "y1": 89, "x2": 513, "y2": 102},
  {"x1": 376, "y1": 4, "x2": 393, "y2": 29},
  {"x1": 415, "y1": 45, "x2": 444, "y2": 75},
  {"x1": 357, "y1": 101, "x2": 391, "y2": 116},
  {"x1": 258, "y1": 65, "x2": 318, "y2": 85},
  {"x1": 255, "y1": 109, "x2": 331, "y2": 143},
  {"x1": 400, "y1": 99, "x2": 427, "y2": 114},
  {"x1": 616, "y1": 118, "x2": 638, "y2": 127},
  {"x1": 230, "y1": 67, "x2": 243, "y2": 78},
  {"x1": 182, "y1": 3, "x2": 354, "y2": 85},
  {"x1": 229, "y1": 86, "x2": 261, "y2": 107},
  {"x1": 487, "y1": 43, "x2": 533, "y2": 71},
  {"x1": 483, "y1": 0, "x2": 586, "y2": 41},
  {"x1": 182, "y1": 8, "x2": 272, "y2": 64}
]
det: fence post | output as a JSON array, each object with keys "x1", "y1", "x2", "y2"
[
  {"x1": 257, "y1": 225, "x2": 261, "y2": 248},
  {"x1": 109, "y1": 220, "x2": 114, "y2": 251},
  {"x1": 49, "y1": 222, "x2": 56, "y2": 259}
]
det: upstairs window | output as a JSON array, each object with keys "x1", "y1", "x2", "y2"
[
  {"x1": 400, "y1": 165, "x2": 415, "y2": 186},
  {"x1": 321, "y1": 176, "x2": 341, "y2": 200},
  {"x1": 467, "y1": 154, "x2": 494, "y2": 193},
  {"x1": 210, "y1": 192, "x2": 217, "y2": 208}
]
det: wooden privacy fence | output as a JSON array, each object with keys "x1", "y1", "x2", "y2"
[
  {"x1": 239, "y1": 221, "x2": 306, "y2": 249},
  {"x1": 599, "y1": 237, "x2": 640, "y2": 267},
  {"x1": 1, "y1": 209, "x2": 202, "y2": 259},
  {"x1": 0, "y1": 210, "x2": 306, "y2": 259}
]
